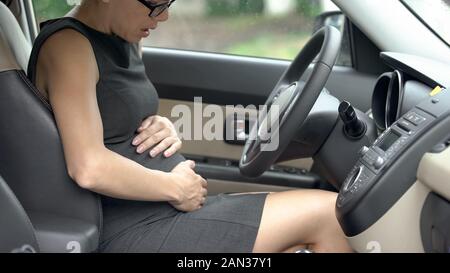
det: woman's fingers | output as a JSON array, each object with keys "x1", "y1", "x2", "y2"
[
  {"x1": 201, "y1": 178, "x2": 208, "y2": 188},
  {"x1": 133, "y1": 122, "x2": 164, "y2": 146},
  {"x1": 185, "y1": 160, "x2": 195, "y2": 169},
  {"x1": 148, "y1": 136, "x2": 179, "y2": 157},
  {"x1": 171, "y1": 160, "x2": 195, "y2": 174},
  {"x1": 202, "y1": 187, "x2": 208, "y2": 197},
  {"x1": 136, "y1": 129, "x2": 171, "y2": 154},
  {"x1": 133, "y1": 115, "x2": 182, "y2": 157},
  {"x1": 163, "y1": 139, "x2": 182, "y2": 157},
  {"x1": 137, "y1": 116, "x2": 155, "y2": 132}
]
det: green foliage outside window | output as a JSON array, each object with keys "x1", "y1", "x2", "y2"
[
  {"x1": 207, "y1": 0, "x2": 321, "y2": 17},
  {"x1": 32, "y1": 0, "x2": 72, "y2": 23},
  {"x1": 295, "y1": 0, "x2": 322, "y2": 18},
  {"x1": 33, "y1": 0, "x2": 323, "y2": 22},
  {"x1": 30, "y1": 0, "x2": 349, "y2": 64},
  {"x1": 207, "y1": 0, "x2": 265, "y2": 16}
]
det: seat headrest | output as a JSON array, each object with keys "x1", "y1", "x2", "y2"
[{"x1": 0, "y1": 1, "x2": 31, "y2": 72}]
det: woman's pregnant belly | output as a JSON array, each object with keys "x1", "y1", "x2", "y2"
[
  {"x1": 106, "y1": 138, "x2": 186, "y2": 172},
  {"x1": 100, "y1": 138, "x2": 187, "y2": 243}
]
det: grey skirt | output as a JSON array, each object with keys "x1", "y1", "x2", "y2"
[{"x1": 99, "y1": 192, "x2": 268, "y2": 253}]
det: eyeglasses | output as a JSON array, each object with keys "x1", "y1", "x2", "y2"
[{"x1": 137, "y1": 0, "x2": 176, "y2": 18}]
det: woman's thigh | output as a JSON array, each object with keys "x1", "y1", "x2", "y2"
[{"x1": 252, "y1": 189, "x2": 345, "y2": 253}]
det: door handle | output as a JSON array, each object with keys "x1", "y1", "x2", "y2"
[{"x1": 224, "y1": 113, "x2": 256, "y2": 145}]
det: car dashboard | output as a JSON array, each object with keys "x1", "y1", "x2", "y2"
[
  {"x1": 336, "y1": 52, "x2": 450, "y2": 253},
  {"x1": 372, "y1": 52, "x2": 450, "y2": 132}
]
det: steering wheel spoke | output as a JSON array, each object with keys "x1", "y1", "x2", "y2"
[{"x1": 240, "y1": 26, "x2": 342, "y2": 178}]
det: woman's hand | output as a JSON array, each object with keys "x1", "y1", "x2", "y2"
[
  {"x1": 132, "y1": 115, "x2": 182, "y2": 158},
  {"x1": 169, "y1": 160, "x2": 208, "y2": 212}
]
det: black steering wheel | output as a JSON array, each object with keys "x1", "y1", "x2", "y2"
[{"x1": 239, "y1": 26, "x2": 342, "y2": 177}]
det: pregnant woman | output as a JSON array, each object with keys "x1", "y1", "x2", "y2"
[{"x1": 27, "y1": 0, "x2": 351, "y2": 253}]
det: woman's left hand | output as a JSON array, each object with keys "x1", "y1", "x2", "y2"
[{"x1": 132, "y1": 115, "x2": 182, "y2": 158}]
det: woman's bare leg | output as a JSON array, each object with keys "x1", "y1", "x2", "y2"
[{"x1": 252, "y1": 190, "x2": 353, "y2": 253}]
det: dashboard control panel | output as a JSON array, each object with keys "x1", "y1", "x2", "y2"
[
  {"x1": 337, "y1": 109, "x2": 433, "y2": 208},
  {"x1": 336, "y1": 89, "x2": 450, "y2": 238}
]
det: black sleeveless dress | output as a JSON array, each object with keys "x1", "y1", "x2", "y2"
[{"x1": 27, "y1": 17, "x2": 268, "y2": 253}]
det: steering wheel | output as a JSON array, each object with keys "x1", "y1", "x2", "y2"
[{"x1": 239, "y1": 26, "x2": 342, "y2": 177}]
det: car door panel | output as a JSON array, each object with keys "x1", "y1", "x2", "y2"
[
  {"x1": 158, "y1": 98, "x2": 314, "y2": 170},
  {"x1": 143, "y1": 47, "x2": 378, "y2": 111},
  {"x1": 158, "y1": 98, "x2": 319, "y2": 193},
  {"x1": 144, "y1": 48, "x2": 376, "y2": 192},
  {"x1": 141, "y1": 22, "x2": 384, "y2": 192}
]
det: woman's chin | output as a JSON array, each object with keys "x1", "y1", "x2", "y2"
[
  {"x1": 127, "y1": 35, "x2": 145, "y2": 44},
  {"x1": 141, "y1": 29, "x2": 150, "y2": 38},
  {"x1": 127, "y1": 31, "x2": 150, "y2": 43}
]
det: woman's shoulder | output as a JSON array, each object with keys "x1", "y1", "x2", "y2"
[
  {"x1": 37, "y1": 17, "x2": 91, "y2": 40},
  {"x1": 29, "y1": 18, "x2": 96, "y2": 68},
  {"x1": 28, "y1": 18, "x2": 98, "y2": 85},
  {"x1": 41, "y1": 31, "x2": 93, "y2": 66}
]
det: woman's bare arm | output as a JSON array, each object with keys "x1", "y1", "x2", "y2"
[{"x1": 37, "y1": 29, "x2": 191, "y2": 202}]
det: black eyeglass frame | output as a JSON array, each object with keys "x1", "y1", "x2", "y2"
[{"x1": 137, "y1": 0, "x2": 176, "y2": 18}]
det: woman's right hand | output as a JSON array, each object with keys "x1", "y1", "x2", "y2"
[{"x1": 169, "y1": 160, "x2": 208, "y2": 212}]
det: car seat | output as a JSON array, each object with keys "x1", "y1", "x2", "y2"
[{"x1": 0, "y1": 0, "x2": 101, "y2": 253}]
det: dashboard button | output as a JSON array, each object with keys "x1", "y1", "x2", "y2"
[
  {"x1": 359, "y1": 146, "x2": 370, "y2": 156},
  {"x1": 397, "y1": 119, "x2": 414, "y2": 134},
  {"x1": 405, "y1": 112, "x2": 426, "y2": 126},
  {"x1": 363, "y1": 149, "x2": 379, "y2": 165},
  {"x1": 373, "y1": 157, "x2": 385, "y2": 169}
]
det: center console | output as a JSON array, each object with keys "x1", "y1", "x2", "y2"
[{"x1": 336, "y1": 89, "x2": 450, "y2": 238}]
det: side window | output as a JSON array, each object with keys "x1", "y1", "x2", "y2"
[
  {"x1": 31, "y1": 0, "x2": 351, "y2": 66},
  {"x1": 32, "y1": 0, "x2": 74, "y2": 23},
  {"x1": 148, "y1": 0, "x2": 351, "y2": 65}
]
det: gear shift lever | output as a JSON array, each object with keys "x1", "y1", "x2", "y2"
[{"x1": 339, "y1": 101, "x2": 367, "y2": 140}]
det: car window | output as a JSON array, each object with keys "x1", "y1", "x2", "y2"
[
  {"x1": 402, "y1": 0, "x2": 450, "y2": 46},
  {"x1": 32, "y1": 0, "x2": 351, "y2": 66}
]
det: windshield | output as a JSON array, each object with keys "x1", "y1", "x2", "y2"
[{"x1": 402, "y1": 0, "x2": 450, "y2": 45}]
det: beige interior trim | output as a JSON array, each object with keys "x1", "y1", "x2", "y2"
[
  {"x1": 417, "y1": 147, "x2": 450, "y2": 201},
  {"x1": 158, "y1": 99, "x2": 314, "y2": 170},
  {"x1": 347, "y1": 182, "x2": 429, "y2": 253},
  {"x1": 0, "y1": 29, "x2": 19, "y2": 72}
]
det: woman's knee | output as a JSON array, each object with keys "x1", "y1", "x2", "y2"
[
  {"x1": 260, "y1": 189, "x2": 338, "y2": 225},
  {"x1": 252, "y1": 189, "x2": 339, "y2": 252}
]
